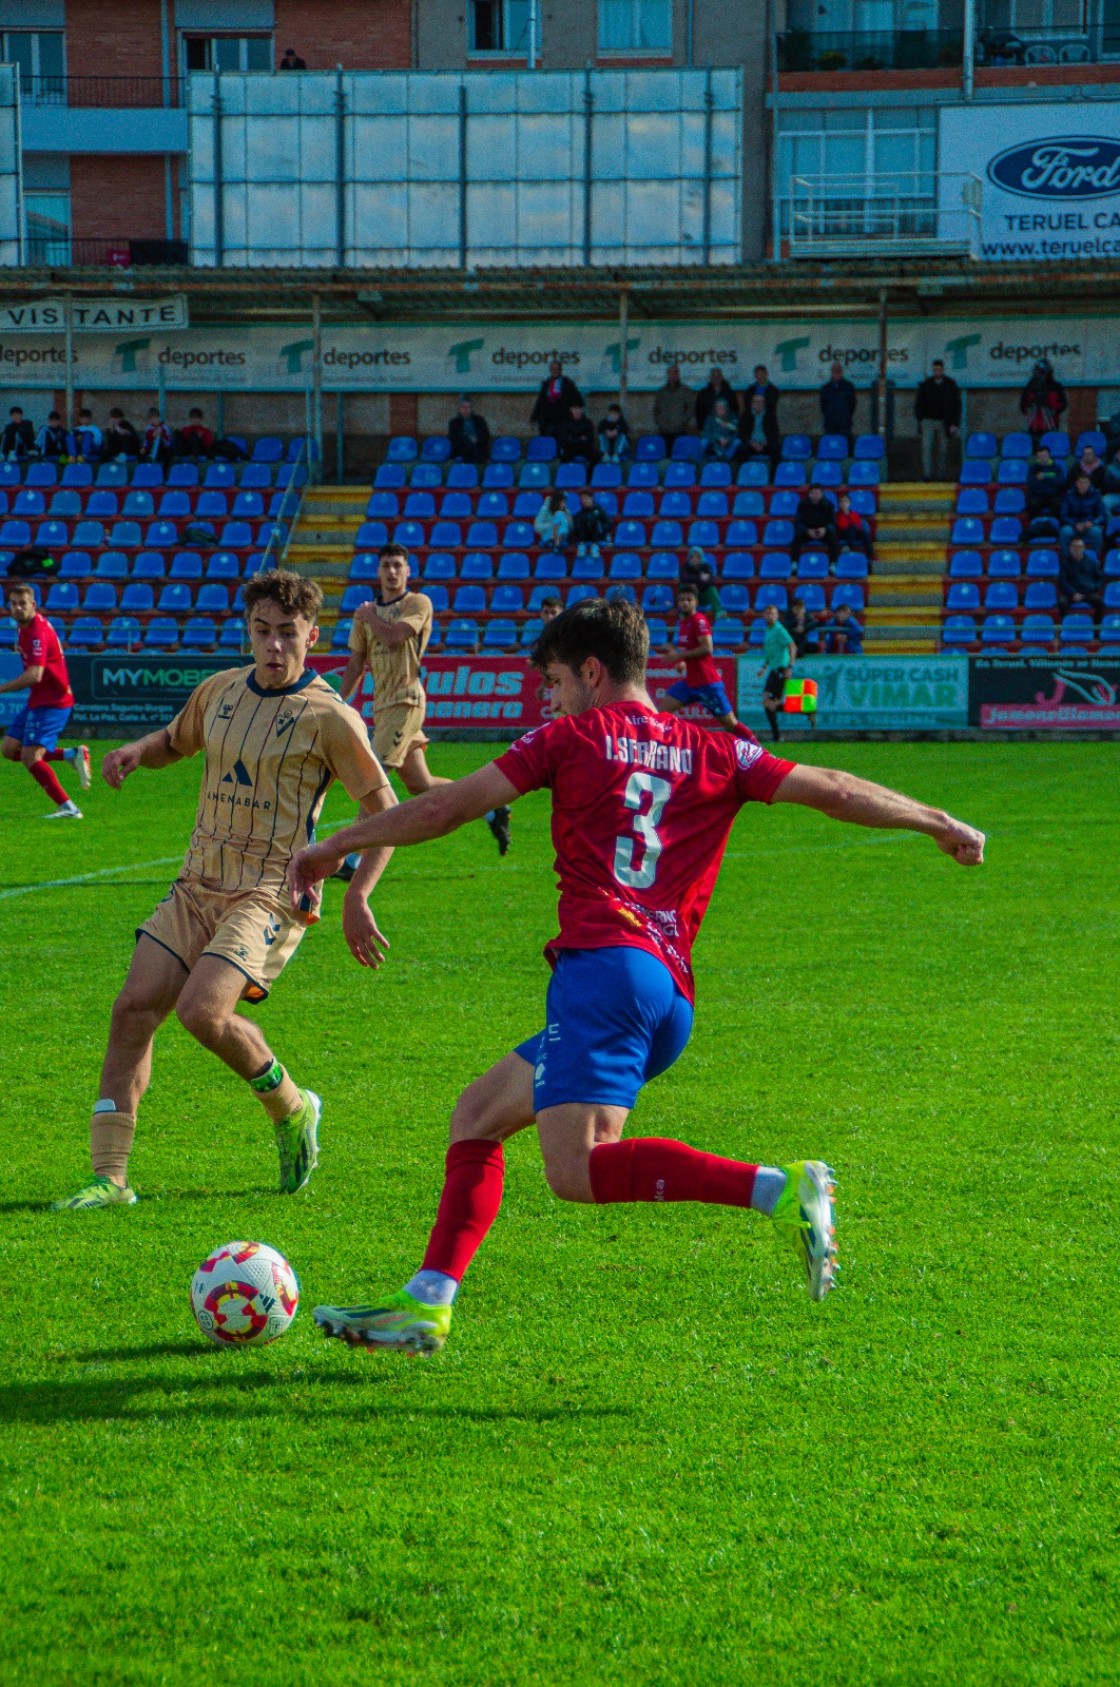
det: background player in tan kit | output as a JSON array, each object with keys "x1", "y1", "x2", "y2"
[
  {"x1": 51, "y1": 569, "x2": 397, "y2": 1210},
  {"x1": 334, "y1": 541, "x2": 511, "y2": 874}
]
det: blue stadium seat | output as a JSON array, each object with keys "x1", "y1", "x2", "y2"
[
  {"x1": 670, "y1": 436, "x2": 704, "y2": 462},
  {"x1": 59, "y1": 551, "x2": 92, "y2": 579},
  {"x1": 447, "y1": 463, "x2": 479, "y2": 490},
  {"x1": 592, "y1": 464, "x2": 623, "y2": 489},
  {"x1": 511, "y1": 493, "x2": 542, "y2": 521},
  {"x1": 94, "y1": 551, "x2": 129, "y2": 579},
  {"x1": 181, "y1": 617, "x2": 218, "y2": 648},
  {"x1": 699, "y1": 462, "x2": 732, "y2": 488},
  {"x1": 82, "y1": 581, "x2": 118, "y2": 612},
  {"x1": 797, "y1": 552, "x2": 830, "y2": 581},
  {"x1": 120, "y1": 581, "x2": 155, "y2": 614},
  {"x1": 340, "y1": 584, "x2": 373, "y2": 613},
  {"x1": 782, "y1": 434, "x2": 812, "y2": 460},
  {"x1": 687, "y1": 520, "x2": 719, "y2": 549},
  {"x1": 61, "y1": 463, "x2": 93, "y2": 489},
  {"x1": 23, "y1": 462, "x2": 55, "y2": 489},
  {"x1": 49, "y1": 490, "x2": 82, "y2": 518},
  {"x1": 503, "y1": 521, "x2": 535, "y2": 550},
  {"x1": 13, "y1": 489, "x2": 45, "y2": 517},
  {"x1": 420, "y1": 436, "x2": 451, "y2": 464},
  {"x1": 990, "y1": 517, "x2": 1023, "y2": 546},
  {"x1": 250, "y1": 437, "x2": 283, "y2": 464},
  {"x1": 451, "y1": 584, "x2": 487, "y2": 614},
  {"x1": 959, "y1": 460, "x2": 992, "y2": 486},
  {"x1": 798, "y1": 584, "x2": 827, "y2": 614},
  {"x1": 1059, "y1": 612, "x2": 1094, "y2": 644},
  {"x1": 1076, "y1": 429, "x2": 1107, "y2": 457},
  {"x1": 817, "y1": 434, "x2": 848, "y2": 461},
  {"x1": 441, "y1": 491, "x2": 475, "y2": 520},
  {"x1": 941, "y1": 614, "x2": 977, "y2": 645},
  {"x1": 848, "y1": 489, "x2": 877, "y2": 517},
  {"x1": 1023, "y1": 579, "x2": 1057, "y2": 610},
  {"x1": 45, "y1": 582, "x2": 79, "y2": 613},
  {"x1": 755, "y1": 585, "x2": 788, "y2": 613},
  {"x1": 1100, "y1": 612, "x2": 1120, "y2": 642},
  {"x1": 641, "y1": 584, "x2": 675, "y2": 614},
  {"x1": 758, "y1": 552, "x2": 792, "y2": 581},
  {"x1": 195, "y1": 491, "x2": 228, "y2": 520},
  {"x1": 948, "y1": 549, "x2": 983, "y2": 579},
  {"x1": 461, "y1": 552, "x2": 494, "y2": 581},
  {"x1": 106, "y1": 616, "x2": 141, "y2": 648},
  {"x1": 422, "y1": 552, "x2": 458, "y2": 582},
  {"x1": 1040, "y1": 431, "x2": 1069, "y2": 457},
  {"x1": 0, "y1": 464, "x2": 20, "y2": 490},
  {"x1": 946, "y1": 581, "x2": 980, "y2": 613},
  {"x1": 658, "y1": 490, "x2": 691, "y2": 520},
  {"x1": 527, "y1": 585, "x2": 562, "y2": 611},
  {"x1": 349, "y1": 553, "x2": 379, "y2": 582},
  {"x1": 497, "y1": 553, "x2": 530, "y2": 581},
  {"x1": 37, "y1": 521, "x2": 69, "y2": 549},
  {"x1": 723, "y1": 520, "x2": 757, "y2": 549},
  {"x1": 491, "y1": 584, "x2": 524, "y2": 614},
  {"x1": 956, "y1": 489, "x2": 989, "y2": 516},
  {"x1": 553, "y1": 463, "x2": 584, "y2": 490},
  {"x1": 696, "y1": 490, "x2": 729, "y2": 518},
  {"x1": 526, "y1": 437, "x2": 558, "y2": 463},
  {"x1": 718, "y1": 583, "x2": 751, "y2": 615},
  {"x1": 430, "y1": 522, "x2": 462, "y2": 549},
  {"x1": 1106, "y1": 581, "x2": 1120, "y2": 609},
  {"x1": 195, "y1": 584, "x2": 229, "y2": 614},
  {"x1": 736, "y1": 460, "x2": 769, "y2": 487},
  {"x1": 515, "y1": 463, "x2": 549, "y2": 490},
  {"x1": 482, "y1": 619, "x2": 518, "y2": 650},
  {"x1": 645, "y1": 617, "x2": 670, "y2": 648},
  {"x1": 520, "y1": 617, "x2": 544, "y2": 646},
  {"x1": 158, "y1": 583, "x2": 193, "y2": 614},
  {"x1": 980, "y1": 614, "x2": 1016, "y2": 645},
  {"x1": 386, "y1": 436, "x2": 418, "y2": 464},
  {"x1": 853, "y1": 434, "x2": 885, "y2": 460},
  {"x1": 609, "y1": 552, "x2": 642, "y2": 581},
  {"x1": 834, "y1": 554, "x2": 869, "y2": 580},
  {"x1": 144, "y1": 617, "x2": 179, "y2": 649},
  {"x1": 763, "y1": 519, "x2": 795, "y2": 548},
  {"x1": 988, "y1": 549, "x2": 1022, "y2": 578},
  {"x1": 950, "y1": 517, "x2": 984, "y2": 547},
  {"x1": 721, "y1": 552, "x2": 754, "y2": 581},
  {"x1": 202, "y1": 462, "x2": 236, "y2": 490},
  {"x1": 966, "y1": 432, "x2": 997, "y2": 459},
  {"x1": 533, "y1": 553, "x2": 567, "y2": 580},
  {"x1": 848, "y1": 461, "x2": 880, "y2": 486},
  {"x1": 612, "y1": 520, "x2": 645, "y2": 549},
  {"x1": 476, "y1": 491, "x2": 509, "y2": 519},
  {"x1": 712, "y1": 618, "x2": 746, "y2": 648},
  {"x1": 1000, "y1": 432, "x2": 1032, "y2": 458},
  {"x1": 68, "y1": 617, "x2": 105, "y2": 648},
  {"x1": 331, "y1": 619, "x2": 353, "y2": 650},
  {"x1": 664, "y1": 463, "x2": 696, "y2": 488},
  {"x1": 732, "y1": 491, "x2": 765, "y2": 518},
  {"x1": 643, "y1": 551, "x2": 675, "y2": 581},
  {"x1": 445, "y1": 618, "x2": 479, "y2": 648},
  {"x1": 232, "y1": 490, "x2": 265, "y2": 519},
  {"x1": 994, "y1": 488, "x2": 1026, "y2": 515},
  {"x1": 622, "y1": 490, "x2": 656, "y2": 519},
  {"x1": 422, "y1": 585, "x2": 449, "y2": 614},
  {"x1": 635, "y1": 434, "x2": 666, "y2": 462},
  {"x1": 996, "y1": 458, "x2": 1028, "y2": 485},
  {"x1": 647, "y1": 520, "x2": 679, "y2": 549},
  {"x1": 220, "y1": 620, "x2": 245, "y2": 649},
  {"x1": 810, "y1": 462, "x2": 843, "y2": 486},
  {"x1": 984, "y1": 580, "x2": 1019, "y2": 611},
  {"x1": 774, "y1": 462, "x2": 806, "y2": 488},
  {"x1": 490, "y1": 436, "x2": 522, "y2": 463},
  {"x1": 831, "y1": 583, "x2": 865, "y2": 611}
]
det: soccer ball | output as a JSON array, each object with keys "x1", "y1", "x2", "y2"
[{"x1": 190, "y1": 1241, "x2": 299, "y2": 1348}]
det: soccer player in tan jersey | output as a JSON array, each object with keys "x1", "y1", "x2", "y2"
[
  {"x1": 51, "y1": 569, "x2": 397, "y2": 1211},
  {"x1": 334, "y1": 542, "x2": 511, "y2": 873}
]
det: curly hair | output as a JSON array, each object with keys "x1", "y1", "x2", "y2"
[
  {"x1": 243, "y1": 569, "x2": 323, "y2": 622},
  {"x1": 531, "y1": 597, "x2": 649, "y2": 684}
]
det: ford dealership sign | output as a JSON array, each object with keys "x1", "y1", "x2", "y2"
[{"x1": 988, "y1": 137, "x2": 1120, "y2": 199}]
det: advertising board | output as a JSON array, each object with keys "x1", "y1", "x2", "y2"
[
  {"x1": 970, "y1": 656, "x2": 1120, "y2": 730},
  {"x1": 737, "y1": 655, "x2": 970, "y2": 734}
]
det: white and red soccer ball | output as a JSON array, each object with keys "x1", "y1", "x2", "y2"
[{"x1": 190, "y1": 1241, "x2": 299, "y2": 1348}]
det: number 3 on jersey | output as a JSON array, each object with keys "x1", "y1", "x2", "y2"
[{"x1": 613, "y1": 771, "x2": 672, "y2": 890}]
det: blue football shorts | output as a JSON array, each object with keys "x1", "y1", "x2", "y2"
[
  {"x1": 515, "y1": 946, "x2": 694, "y2": 1112},
  {"x1": 5, "y1": 703, "x2": 72, "y2": 751},
  {"x1": 666, "y1": 678, "x2": 733, "y2": 718}
]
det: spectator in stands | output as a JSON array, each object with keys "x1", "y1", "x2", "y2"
[
  {"x1": 835, "y1": 491, "x2": 872, "y2": 558},
  {"x1": 738, "y1": 392, "x2": 781, "y2": 476},
  {"x1": 2, "y1": 406, "x2": 34, "y2": 461},
  {"x1": 782, "y1": 596, "x2": 821, "y2": 657},
  {"x1": 1059, "y1": 535, "x2": 1104, "y2": 621},
  {"x1": 177, "y1": 407, "x2": 215, "y2": 458},
  {"x1": 914, "y1": 358, "x2": 962, "y2": 481},
  {"x1": 539, "y1": 594, "x2": 562, "y2": 623},
  {"x1": 1026, "y1": 443, "x2": 1065, "y2": 519},
  {"x1": 102, "y1": 408, "x2": 140, "y2": 461},
  {"x1": 652, "y1": 363, "x2": 695, "y2": 452},
  {"x1": 68, "y1": 408, "x2": 102, "y2": 463},
  {"x1": 746, "y1": 363, "x2": 780, "y2": 418},
  {"x1": 279, "y1": 46, "x2": 307, "y2": 69},
  {"x1": 793, "y1": 485, "x2": 837, "y2": 561},
  {"x1": 141, "y1": 407, "x2": 173, "y2": 469},
  {"x1": 534, "y1": 488, "x2": 573, "y2": 551},
  {"x1": 819, "y1": 362, "x2": 857, "y2": 450},
  {"x1": 572, "y1": 487, "x2": 612, "y2": 558},
  {"x1": 1059, "y1": 473, "x2": 1104, "y2": 559},
  {"x1": 531, "y1": 360, "x2": 584, "y2": 439},
  {"x1": 35, "y1": 411, "x2": 68, "y2": 460},
  {"x1": 820, "y1": 602, "x2": 864, "y2": 655},
  {"x1": 559, "y1": 401, "x2": 599, "y2": 466},
  {"x1": 1102, "y1": 444, "x2": 1120, "y2": 523},
  {"x1": 598, "y1": 403, "x2": 630, "y2": 464},
  {"x1": 1067, "y1": 441, "x2": 1105, "y2": 490},
  {"x1": 448, "y1": 396, "x2": 491, "y2": 465},
  {"x1": 695, "y1": 368, "x2": 738, "y2": 434},
  {"x1": 681, "y1": 546, "x2": 721, "y2": 617},
  {"x1": 702, "y1": 398, "x2": 738, "y2": 463},
  {"x1": 1019, "y1": 358, "x2": 1067, "y2": 440}
]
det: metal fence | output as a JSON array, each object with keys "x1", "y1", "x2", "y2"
[
  {"x1": 188, "y1": 68, "x2": 742, "y2": 269},
  {"x1": 15, "y1": 75, "x2": 184, "y2": 108},
  {"x1": 787, "y1": 173, "x2": 982, "y2": 260}
]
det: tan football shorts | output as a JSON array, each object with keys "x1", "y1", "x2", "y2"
[
  {"x1": 372, "y1": 701, "x2": 429, "y2": 769},
  {"x1": 137, "y1": 878, "x2": 308, "y2": 1001}
]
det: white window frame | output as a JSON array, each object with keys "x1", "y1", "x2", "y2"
[
  {"x1": 2, "y1": 30, "x2": 66, "y2": 106},
  {"x1": 777, "y1": 107, "x2": 937, "y2": 238},
  {"x1": 180, "y1": 33, "x2": 273, "y2": 73},
  {"x1": 598, "y1": 0, "x2": 674, "y2": 54}
]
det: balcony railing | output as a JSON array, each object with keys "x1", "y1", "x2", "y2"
[
  {"x1": 16, "y1": 75, "x2": 186, "y2": 108},
  {"x1": 974, "y1": 25, "x2": 1119, "y2": 65},
  {"x1": 786, "y1": 172, "x2": 981, "y2": 260},
  {"x1": 24, "y1": 236, "x2": 190, "y2": 268},
  {"x1": 776, "y1": 28, "x2": 964, "y2": 73}
]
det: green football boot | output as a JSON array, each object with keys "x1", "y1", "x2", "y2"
[
  {"x1": 313, "y1": 1290, "x2": 451, "y2": 1355},
  {"x1": 50, "y1": 1174, "x2": 137, "y2": 1211},
  {"x1": 771, "y1": 1160, "x2": 837, "y2": 1302},
  {"x1": 275, "y1": 1088, "x2": 321, "y2": 1195}
]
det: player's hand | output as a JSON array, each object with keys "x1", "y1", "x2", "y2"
[
  {"x1": 102, "y1": 744, "x2": 143, "y2": 788},
  {"x1": 342, "y1": 893, "x2": 391, "y2": 970},
  {"x1": 931, "y1": 817, "x2": 986, "y2": 867},
  {"x1": 288, "y1": 841, "x2": 343, "y2": 909}
]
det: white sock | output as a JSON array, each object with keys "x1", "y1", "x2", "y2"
[
  {"x1": 405, "y1": 1269, "x2": 458, "y2": 1307},
  {"x1": 750, "y1": 1166, "x2": 788, "y2": 1216}
]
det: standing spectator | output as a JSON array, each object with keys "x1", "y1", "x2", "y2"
[
  {"x1": 448, "y1": 396, "x2": 491, "y2": 465},
  {"x1": 558, "y1": 401, "x2": 599, "y2": 466},
  {"x1": 35, "y1": 411, "x2": 68, "y2": 460},
  {"x1": 1101, "y1": 443, "x2": 1120, "y2": 524},
  {"x1": 914, "y1": 358, "x2": 962, "y2": 481},
  {"x1": 1059, "y1": 473, "x2": 1104, "y2": 558},
  {"x1": 782, "y1": 596, "x2": 821, "y2": 657},
  {"x1": 681, "y1": 546, "x2": 721, "y2": 617},
  {"x1": 534, "y1": 488, "x2": 573, "y2": 551},
  {"x1": 746, "y1": 363, "x2": 780, "y2": 417},
  {"x1": 102, "y1": 408, "x2": 140, "y2": 461},
  {"x1": 756, "y1": 603, "x2": 796, "y2": 743},
  {"x1": 598, "y1": 403, "x2": 630, "y2": 464},
  {"x1": 279, "y1": 46, "x2": 307, "y2": 69},
  {"x1": 819, "y1": 362, "x2": 857, "y2": 450},
  {"x1": 141, "y1": 407, "x2": 173, "y2": 469},
  {"x1": 695, "y1": 368, "x2": 738, "y2": 433},
  {"x1": 1067, "y1": 441, "x2": 1105, "y2": 490},
  {"x1": 572, "y1": 487, "x2": 612, "y2": 558},
  {"x1": 1019, "y1": 359, "x2": 1067, "y2": 440},
  {"x1": 531, "y1": 360, "x2": 584, "y2": 439},
  {"x1": 738, "y1": 392, "x2": 781, "y2": 477},
  {"x1": 819, "y1": 602, "x2": 865, "y2": 655},
  {"x1": 652, "y1": 363, "x2": 694, "y2": 452},
  {"x1": 702, "y1": 398, "x2": 738, "y2": 463},
  {"x1": 2, "y1": 406, "x2": 35, "y2": 460},
  {"x1": 1026, "y1": 443, "x2": 1066, "y2": 519},
  {"x1": 1058, "y1": 535, "x2": 1104, "y2": 620},
  {"x1": 793, "y1": 485, "x2": 838, "y2": 561},
  {"x1": 835, "y1": 492, "x2": 872, "y2": 557},
  {"x1": 68, "y1": 408, "x2": 102, "y2": 462}
]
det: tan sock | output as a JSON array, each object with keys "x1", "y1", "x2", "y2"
[
  {"x1": 90, "y1": 1104, "x2": 136, "y2": 1186},
  {"x1": 249, "y1": 1059, "x2": 302, "y2": 1123}
]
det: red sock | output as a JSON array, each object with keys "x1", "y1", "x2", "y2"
[
  {"x1": 42, "y1": 747, "x2": 67, "y2": 762},
  {"x1": 29, "y1": 760, "x2": 68, "y2": 806},
  {"x1": 589, "y1": 1138, "x2": 758, "y2": 1207},
  {"x1": 420, "y1": 1139, "x2": 505, "y2": 1281}
]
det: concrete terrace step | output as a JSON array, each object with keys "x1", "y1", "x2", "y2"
[
  {"x1": 865, "y1": 604, "x2": 942, "y2": 624},
  {"x1": 868, "y1": 586, "x2": 943, "y2": 608}
]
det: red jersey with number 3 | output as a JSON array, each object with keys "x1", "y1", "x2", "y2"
[
  {"x1": 19, "y1": 611, "x2": 73, "y2": 709},
  {"x1": 676, "y1": 611, "x2": 721, "y2": 688},
  {"x1": 494, "y1": 702, "x2": 793, "y2": 1004}
]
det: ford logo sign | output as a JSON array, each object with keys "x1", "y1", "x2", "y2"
[{"x1": 989, "y1": 136, "x2": 1120, "y2": 199}]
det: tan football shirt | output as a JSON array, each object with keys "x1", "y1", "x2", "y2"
[
  {"x1": 348, "y1": 592, "x2": 433, "y2": 710},
  {"x1": 167, "y1": 665, "x2": 389, "y2": 893}
]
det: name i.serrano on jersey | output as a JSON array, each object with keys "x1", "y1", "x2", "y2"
[{"x1": 603, "y1": 733, "x2": 694, "y2": 774}]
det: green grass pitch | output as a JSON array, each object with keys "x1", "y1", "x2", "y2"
[{"x1": 0, "y1": 739, "x2": 1117, "y2": 1686}]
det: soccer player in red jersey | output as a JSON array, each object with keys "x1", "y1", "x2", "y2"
[
  {"x1": 1, "y1": 581, "x2": 90, "y2": 817},
  {"x1": 290, "y1": 599, "x2": 985, "y2": 1355},
  {"x1": 661, "y1": 580, "x2": 752, "y2": 738}
]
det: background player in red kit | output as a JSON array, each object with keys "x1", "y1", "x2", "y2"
[
  {"x1": 290, "y1": 598, "x2": 985, "y2": 1356},
  {"x1": 0, "y1": 581, "x2": 90, "y2": 817},
  {"x1": 661, "y1": 581, "x2": 751, "y2": 737}
]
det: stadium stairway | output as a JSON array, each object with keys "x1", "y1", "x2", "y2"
[
  {"x1": 864, "y1": 482, "x2": 954, "y2": 653},
  {"x1": 285, "y1": 485, "x2": 366, "y2": 643}
]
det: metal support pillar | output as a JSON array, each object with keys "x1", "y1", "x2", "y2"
[
  {"x1": 212, "y1": 74, "x2": 224, "y2": 265},
  {"x1": 311, "y1": 293, "x2": 323, "y2": 480},
  {"x1": 63, "y1": 297, "x2": 74, "y2": 430},
  {"x1": 458, "y1": 82, "x2": 469, "y2": 269},
  {"x1": 582, "y1": 67, "x2": 593, "y2": 265},
  {"x1": 701, "y1": 66, "x2": 714, "y2": 267},
  {"x1": 963, "y1": 0, "x2": 975, "y2": 99},
  {"x1": 334, "y1": 66, "x2": 346, "y2": 266},
  {"x1": 877, "y1": 289, "x2": 889, "y2": 441},
  {"x1": 336, "y1": 392, "x2": 345, "y2": 484},
  {"x1": 618, "y1": 289, "x2": 630, "y2": 414}
]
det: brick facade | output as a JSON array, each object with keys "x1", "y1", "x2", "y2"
[
  {"x1": 69, "y1": 156, "x2": 167, "y2": 246},
  {"x1": 65, "y1": 0, "x2": 167, "y2": 80},
  {"x1": 273, "y1": 0, "x2": 412, "y2": 69}
]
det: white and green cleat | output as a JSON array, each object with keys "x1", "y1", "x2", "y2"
[
  {"x1": 275, "y1": 1088, "x2": 321, "y2": 1194},
  {"x1": 50, "y1": 1174, "x2": 137, "y2": 1211},
  {"x1": 771, "y1": 1160, "x2": 837, "y2": 1301},
  {"x1": 313, "y1": 1290, "x2": 451, "y2": 1355}
]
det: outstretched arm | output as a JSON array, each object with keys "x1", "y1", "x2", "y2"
[
  {"x1": 102, "y1": 727, "x2": 183, "y2": 789},
  {"x1": 289, "y1": 762, "x2": 520, "y2": 907},
  {"x1": 0, "y1": 664, "x2": 42, "y2": 696},
  {"x1": 774, "y1": 763, "x2": 985, "y2": 866},
  {"x1": 339, "y1": 779, "x2": 399, "y2": 970}
]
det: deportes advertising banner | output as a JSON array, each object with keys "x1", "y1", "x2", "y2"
[
  {"x1": 737, "y1": 654, "x2": 971, "y2": 734},
  {"x1": 4, "y1": 316, "x2": 1120, "y2": 392},
  {"x1": 970, "y1": 655, "x2": 1120, "y2": 730}
]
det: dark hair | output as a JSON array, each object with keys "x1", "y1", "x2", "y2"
[
  {"x1": 531, "y1": 597, "x2": 648, "y2": 684},
  {"x1": 189, "y1": 407, "x2": 203, "y2": 418},
  {"x1": 7, "y1": 580, "x2": 35, "y2": 599},
  {"x1": 378, "y1": 541, "x2": 410, "y2": 563},
  {"x1": 243, "y1": 568, "x2": 322, "y2": 621},
  {"x1": 79, "y1": 408, "x2": 92, "y2": 419},
  {"x1": 9, "y1": 406, "x2": 20, "y2": 415},
  {"x1": 541, "y1": 593, "x2": 562, "y2": 607},
  {"x1": 933, "y1": 358, "x2": 945, "y2": 367},
  {"x1": 677, "y1": 581, "x2": 698, "y2": 598}
]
